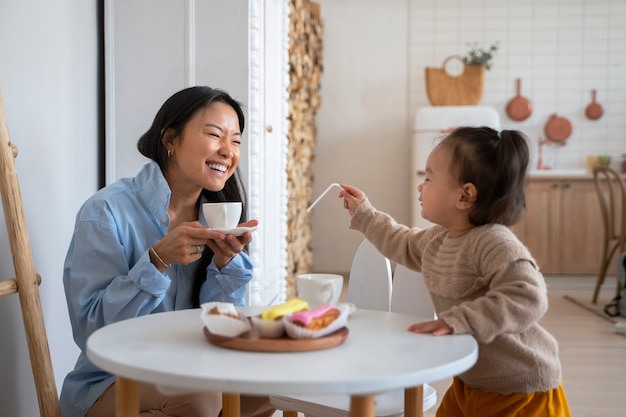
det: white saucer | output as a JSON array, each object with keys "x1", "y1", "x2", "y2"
[
  {"x1": 337, "y1": 302, "x2": 357, "y2": 315},
  {"x1": 209, "y1": 226, "x2": 258, "y2": 236},
  {"x1": 237, "y1": 305, "x2": 266, "y2": 317}
]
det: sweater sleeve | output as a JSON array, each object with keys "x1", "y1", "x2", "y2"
[
  {"x1": 439, "y1": 257, "x2": 548, "y2": 343},
  {"x1": 349, "y1": 198, "x2": 427, "y2": 271}
]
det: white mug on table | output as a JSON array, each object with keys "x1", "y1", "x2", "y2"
[{"x1": 296, "y1": 273, "x2": 343, "y2": 307}]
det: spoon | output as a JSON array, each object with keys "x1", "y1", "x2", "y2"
[{"x1": 307, "y1": 183, "x2": 341, "y2": 212}]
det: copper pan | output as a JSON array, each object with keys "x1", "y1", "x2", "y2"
[
  {"x1": 544, "y1": 114, "x2": 572, "y2": 143},
  {"x1": 506, "y1": 78, "x2": 532, "y2": 121},
  {"x1": 585, "y1": 90, "x2": 604, "y2": 120}
]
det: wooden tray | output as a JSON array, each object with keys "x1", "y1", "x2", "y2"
[{"x1": 203, "y1": 326, "x2": 349, "y2": 352}]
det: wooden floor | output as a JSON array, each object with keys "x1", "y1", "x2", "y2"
[
  {"x1": 272, "y1": 275, "x2": 626, "y2": 417},
  {"x1": 424, "y1": 275, "x2": 626, "y2": 417}
]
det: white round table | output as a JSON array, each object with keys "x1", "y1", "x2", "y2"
[{"x1": 87, "y1": 308, "x2": 477, "y2": 417}]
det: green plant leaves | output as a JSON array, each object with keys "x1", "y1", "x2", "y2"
[{"x1": 464, "y1": 41, "x2": 499, "y2": 70}]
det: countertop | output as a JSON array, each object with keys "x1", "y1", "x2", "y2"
[{"x1": 528, "y1": 169, "x2": 591, "y2": 179}]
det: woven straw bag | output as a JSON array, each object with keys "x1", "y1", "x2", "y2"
[{"x1": 425, "y1": 56, "x2": 485, "y2": 106}]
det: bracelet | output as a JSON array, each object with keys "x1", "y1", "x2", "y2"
[{"x1": 150, "y1": 246, "x2": 171, "y2": 269}]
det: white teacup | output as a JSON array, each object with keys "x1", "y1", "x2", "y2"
[
  {"x1": 202, "y1": 202, "x2": 242, "y2": 230},
  {"x1": 296, "y1": 273, "x2": 344, "y2": 308}
]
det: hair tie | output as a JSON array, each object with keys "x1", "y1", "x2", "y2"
[{"x1": 497, "y1": 130, "x2": 503, "y2": 139}]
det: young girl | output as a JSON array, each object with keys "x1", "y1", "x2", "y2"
[{"x1": 339, "y1": 127, "x2": 571, "y2": 417}]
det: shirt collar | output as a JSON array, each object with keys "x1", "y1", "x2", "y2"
[
  {"x1": 135, "y1": 161, "x2": 211, "y2": 228},
  {"x1": 134, "y1": 161, "x2": 172, "y2": 225}
]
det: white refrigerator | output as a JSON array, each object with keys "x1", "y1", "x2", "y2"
[{"x1": 411, "y1": 106, "x2": 500, "y2": 228}]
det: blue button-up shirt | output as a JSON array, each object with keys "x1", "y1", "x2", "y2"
[{"x1": 60, "y1": 161, "x2": 253, "y2": 417}]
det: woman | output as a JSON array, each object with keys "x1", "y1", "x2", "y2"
[{"x1": 60, "y1": 86, "x2": 274, "y2": 417}]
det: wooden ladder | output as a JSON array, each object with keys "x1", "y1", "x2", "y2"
[{"x1": 0, "y1": 88, "x2": 61, "y2": 417}]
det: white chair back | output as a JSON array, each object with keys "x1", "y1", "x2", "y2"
[
  {"x1": 391, "y1": 263, "x2": 436, "y2": 319},
  {"x1": 347, "y1": 239, "x2": 392, "y2": 311},
  {"x1": 269, "y1": 251, "x2": 438, "y2": 417}
]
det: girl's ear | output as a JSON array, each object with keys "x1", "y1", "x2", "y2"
[{"x1": 457, "y1": 183, "x2": 477, "y2": 209}]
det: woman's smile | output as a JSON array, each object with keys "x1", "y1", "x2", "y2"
[{"x1": 206, "y1": 162, "x2": 229, "y2": 175}]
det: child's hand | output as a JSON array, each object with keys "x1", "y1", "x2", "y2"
[
  {"x1": 407, "y1": 319, "x2": 453, "y2": 336},
  {"x1": 338, "y1": 184, "x2": 366, "y2": 217}
]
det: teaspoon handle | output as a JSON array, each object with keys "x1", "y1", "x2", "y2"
[{"x1": 307, "y1": 183, "x2": 341, "y2": 212}]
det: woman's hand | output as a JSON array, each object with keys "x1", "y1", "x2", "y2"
[
  {"x1": 206, "y1": 219, "x2": 259, "y2": 269},
  {"x1": 150, "y1": 222, "x2": 221, "y2": 270},
  {"x1": 338, "y1": 183, "x2": 366, "y2": 217},
  {"x1": 150, "y1": 219, "x2": 258, "y2": 271},
  {"x1": 407, "y1": 319, "x2": 453, "y2": 336}
]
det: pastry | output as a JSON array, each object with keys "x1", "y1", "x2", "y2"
[
  {"x1": 289, "y1": 304, "x2": 340, "y2": 330},
  {"x1": 261, "y1": 299, "x2": 309, "y2": 321},
  {"x1": 200, "y1": 302, "x2": 250, "y2": 337},
  {"x1": 207, "y1": 302, "x2": 241, "y2": 319}
]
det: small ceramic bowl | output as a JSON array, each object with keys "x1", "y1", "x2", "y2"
[{"x1": 249, "y1": 316, "x2": 285, "y2": 338}]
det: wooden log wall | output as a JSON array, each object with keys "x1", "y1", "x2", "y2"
[{"x1": 286, "y1": 0, "x2": 323, "y2": 298}]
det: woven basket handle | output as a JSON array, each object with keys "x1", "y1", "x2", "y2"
[{"x1": 441, "y1": 55, "x2": 465, "y2": 77}]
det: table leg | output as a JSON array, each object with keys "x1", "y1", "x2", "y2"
[
  {"x1": 222, "y1": 393, "x2": 241, "y2": 417},
  {"x1": 115, "y1": 376, "x2": 139, "y2": 417},
  {"x1": 350, "y1": 394, "x2": 375, "y2": 417},
  {"x1": 404, "y1": 385, "x2": 424, "y2": 417}
]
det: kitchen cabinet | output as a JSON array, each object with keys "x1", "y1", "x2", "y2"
[{"x1": 510, "y1": 176, "x2": 608, "y2": 275}]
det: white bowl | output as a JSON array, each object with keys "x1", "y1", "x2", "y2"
[{"x1": 249, "y1": 316, "x2": 285, "y2": 338}]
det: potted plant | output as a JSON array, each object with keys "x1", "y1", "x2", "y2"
[{"x1": 464, "y1": 41, "x2": 499, "y2": 70}]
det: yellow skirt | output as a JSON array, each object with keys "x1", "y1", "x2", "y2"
[{"x1": 436, "y1": 377, "x2": 571, "y2": 417}]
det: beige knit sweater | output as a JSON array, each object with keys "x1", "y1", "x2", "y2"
[{"x1": 350, "y1": 199, "x2": 562, "y2": 394}]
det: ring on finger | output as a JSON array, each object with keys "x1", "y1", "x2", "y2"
[{"x1": 195, "y1": 245, "x2": 202, "y2": 254}]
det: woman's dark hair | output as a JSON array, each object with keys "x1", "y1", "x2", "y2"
[
  {"x1": 439, "y1": 126, "x2": 529, "y2": 227},
  {"x1": 138, "y1": 86, "x2": 249, "y2": 307}
]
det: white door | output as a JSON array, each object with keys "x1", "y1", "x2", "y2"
[{"x1": 104, "y1": 0, "x2": 289, "y2": 305}]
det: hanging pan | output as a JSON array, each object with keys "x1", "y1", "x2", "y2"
[
  {"x1": 544, "y1": 114, "x2": 572, "y2": 143},
  {"x1": 505, "y1": 78, "x2": 532, "y2": 121},
  {"x1": 585, "y1": 89, "x2": 604, "y2": 120}
]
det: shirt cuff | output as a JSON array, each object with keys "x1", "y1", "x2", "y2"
[{"x1": 128, "y1": 250, "x2": 171, "y2": 297}]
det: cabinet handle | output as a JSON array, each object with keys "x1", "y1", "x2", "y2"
[
  {"x1": 266, "y1": 125, "x2": 273, "y2": 133},
  {"x1": 551, "y1": 183, "x2": 559, "y2": 189},
  {"x1": 562, "y1": 182, "x2": 571, "y2": 189}
]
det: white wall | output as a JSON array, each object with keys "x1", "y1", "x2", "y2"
[
  {"x1": 409, "y1": 0, "x2": 626, "y2": 172},
  {"x1": 105, "y1": 0, "x2": 249, "y2": 184},
  {"x1": 105, "y1": 0, "x2": 290, "y2": 306},
  {"x1": 0, "y1": 1, "x2": 98, "y2": 415},
  {"x1": 311, "y1": 0, "x2": 626, "y2": 275},
  {"x1": 311, "y1": 0, "x2": 410, "y2": 273}
]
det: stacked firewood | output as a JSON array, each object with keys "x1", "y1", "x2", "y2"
[{"x1": 286, "y1": 0, "x2": 323, "y2": 298}]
